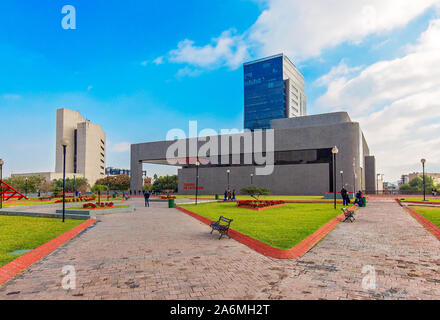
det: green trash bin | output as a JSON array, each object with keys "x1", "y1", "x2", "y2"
[
  {"x1": 168, "y1": 198, "x2": 175, "y2": 208},
  {"x1": 362, "y1": 197, "x2": 367, "y2": 207},
  {"x1": 215, "y1": 194, "x2": 219, "y2": 200}
]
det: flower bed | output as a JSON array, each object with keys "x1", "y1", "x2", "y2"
[
  {"x1": 237, "y1": 200, "x2": 286, "y2": 210},
  {"x1": 83, "y1": 202, "x2": 114, "y2": 209},
  {"x1": 55, "y1": 197, "x2": 94, "y2": 203},
  {"x1": 160, "y1": 196, "x2": 176, "y2": 200}
]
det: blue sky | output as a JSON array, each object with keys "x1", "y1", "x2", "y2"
[{"x1": 1, "y1": 0, "x2": 440, "y2": 182}]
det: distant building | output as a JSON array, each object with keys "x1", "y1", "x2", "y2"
[
  {"x1": 399, "y1": 174, "x2": 409, "y2": 186},
  {"x1": 243, "y1": 53, "x2": 306, "y2": 130},
  {"x1": 13, "y1": 108, "x2": 106, "y2": 186},
  {"x1": 106, "y1": 167, "x2": 131, "y2": 176},
  {"x1": 105, "y1": 167, "x2": 147, "y2": 177}
]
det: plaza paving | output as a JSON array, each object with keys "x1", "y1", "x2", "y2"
[{"x1": 0, "y1": 198, "x2": 439, "y2": 300}]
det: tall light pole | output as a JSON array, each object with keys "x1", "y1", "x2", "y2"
[
  {"x1": 250, "y1": 173, "x2": 254, "y2": 185},
  {"x1": 332, "y1": 146, "x2": 339, "y2": 209},
  {"x1": 195, "y1": 160, "x2": 200, "y2": 205},
  {"x1": 61, "y1": 138, "x2": 69, "y2": 223},
  {"x1": 107, "y1": 171, "x2": 110, "y2": 200},
  {"x1": 0, "y1": 158, "x2": 4, "y2": 209},
  {"x1": 340, "y1": 170, "x2": 344, "y2": 188},
  {"x1": 376, "y1": 173, "x2": 381, "y2": 195},
  {"x1": 421, "y1": 158, "x2": 426, "y2": 201},
  {"x1": 226, "y1": 169, "x2": 230, "y2": 190},
  {"x1": 25, "y1": 177, "x2": 28, "y2": 197}
]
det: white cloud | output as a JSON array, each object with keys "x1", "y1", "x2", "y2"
[
  {"x1": 175, "y1": 66, "x2": 203, "y2": 78},
  {"x1": 1, "y1": 94, "x2": 21, "y2": 100},
  {"x1": 168, "y1": 30, "x2": 249, "y2": 70},
  {"x1": 317, "y1": 18, "x2": 440, "y2": 116},
  {"x1": 153, "y1": 56, "x2": 164, "y2": 65},
  {"x1": 140, "y1": 60, "x2": 148, "y2": 66},
  {"x1": 159, "y1": 0, "x2": 438, "y2": 71},
  {"x1": 249, "y1": 0, "x2": 438, "y2": 60},
  {"x1": 315, "y1": 60, "x2": 363, "y2": 86},
  {"x1": 316, "y1": 18, "x2": 440, "y2": 181},
  {"x1": 110, "y1": 142, "x2": 131, "y2": 153}
]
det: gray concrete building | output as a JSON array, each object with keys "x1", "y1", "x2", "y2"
[{"x1": 130, "y1": 112, "x2": 376, "y2": 195}]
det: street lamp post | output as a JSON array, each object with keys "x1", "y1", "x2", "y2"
[
  {"x1": 340, "y1": 170, "x2": 344, "y2": 188},
  {"x1": 61, "y1": 138, "x2": 69, "y2": 223},
  {"x1": 332, "y1": 146, "x2": 339, "y2": 210},
  {"x1": 250, "y1": 173, "x2": 254, "y2": 185},
  {"x1": 107, "y1": 172, "x2": 110, "y2": 200},
  {"x1": 25, "y1": 177, "x2": 28, "y2": 197},
  {"x1": 376, "y1": 173, "x2": 380, "y2": 195},
  {"x1": 226, "y1": 169, "x2": 230, "y2": 191},
  {"x1": 195, "y1": 161, "x2": 200, "y2": 205},
  {"x1": 0, "y1": 159, "x2": 4, "y2": 209},
  {"x1": 421, "y1": 159, "x2": 426, "y2": 201}
]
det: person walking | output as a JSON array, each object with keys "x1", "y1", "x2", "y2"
[
  {"x1": 224, "y1": 190, "x2": 228, "y2": 201},
  {"x1": 341, "y1": 186, "x2": 348, "y2": 206},
  {"x1": 232, "y1": 189, "x2": 236, "y2": 201},
  {"x1": 144, "y1": 190, "x2": 150, "y2": 207}
]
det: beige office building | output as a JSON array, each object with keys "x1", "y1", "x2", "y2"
[
  {"x1": 55, "y1": 108, "x2": 106, "y2": 185},
  {"x1": 13, "y1": 109, "x2": 106, "y2": 186}
]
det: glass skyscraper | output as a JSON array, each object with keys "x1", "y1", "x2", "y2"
[{"x1": 243, "y1": 54, "x2": 306, "y2": 130}]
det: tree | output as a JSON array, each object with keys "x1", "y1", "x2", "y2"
[
  {"x1": 151, "y1": 175, "x2": 178, "y2": 193},
  {"x1": 142, "y1": 184, "x2": 152, "y2": 192},
  {"x1": 91, "y1": 184, "x2": 108, "y2": 204},
  {"x1": 4, "y1": 175, "x2": 46, "y2": 194},
  {"x1": 52, "y1": 177, "x2": 90, "y2": 193},
  {"x1": 408, "y1": 175, "x2": 435, "y2": 191},
  {"x1": 39, "y1": 180, "x2": 54, "y2": 194},
  {"x1": 239, "y1": 186, "x2": 270, "y2": 200},
  {"x1": 95, "y1": 174, "x2": 130, "y2": 191}
]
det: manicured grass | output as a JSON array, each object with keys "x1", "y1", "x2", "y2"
[
  {"x1": 174, "y1": 195, "x2": 325, "y2": 200},
  {"x1": 3, "y1": 200, "x2": 58, "y2": 208},
  {"x1": 0, "y1": 216, "x2": 83, "y2": 267},
  {"x1": 67, "y1": 205, "x2": 130, "y2": 210},
  {"x1": 410, "y1": 206, "x2": 440, "y2": 228},
  {"x1": 400, "y1": 198, "x2": 440, "y2": 203},
  {"x1": 180, "y1": 202, "x2": 343, "y2": 250}
]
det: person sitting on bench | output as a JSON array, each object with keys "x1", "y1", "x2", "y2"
[{"x1": 354, "y1": 190, "x2": 363, "y2": 206}]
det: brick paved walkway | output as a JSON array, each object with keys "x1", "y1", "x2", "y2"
[{"x1": 0, "y1": 199, "x2": 439, "y2": 299}]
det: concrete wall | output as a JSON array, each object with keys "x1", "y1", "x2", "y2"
[
  {"x1": 178, "y1": 163, "x2": 329, "y2": 195},
  {"x1": 55, "y1": 108, "x2": 85, "y2": 173},
  {"x1": 77, "y1": 121, "x2": 106, "y2": 185},
  {"x1": 364, "y1": 155, "x2": 376, "y2": 193}
]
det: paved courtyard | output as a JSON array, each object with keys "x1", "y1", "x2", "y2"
[{"x1": 0, "y1": 198, "x2": 439, "y2": 299}]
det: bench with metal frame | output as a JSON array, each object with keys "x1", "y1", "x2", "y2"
[
  {"x1": 342, "y1": 207, "x2": 355, "y2": 222},
  {"x1": 210, "y1": 216, "x2": 233, "y2": 239}
]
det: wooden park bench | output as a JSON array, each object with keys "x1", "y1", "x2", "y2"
[
  {"x1": 210, "y1": 216, "x2": 233, "y2": 239},
  {"x1": 342, "y1": 207, "x2": 355, "y2": 222}
]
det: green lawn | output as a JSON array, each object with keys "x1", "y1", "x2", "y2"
[
  {"x1": 67, "y1": 205, "x2": 130, "y2": 210},
  {"x1": 401, "y1": 198, "x2": 440, "y2": 203},
  {"x1": 410, "y1": 206, "x2": 440, "y2": 228},
  {"x1": 174, "y1": 195, "x2": 325, "y2": 201},
  {"x1": 180, "y1": 202, "x2": 343, "y2": 249},
  {"x1": 0, "y1": 216, "x2": 83, "y2": 267},
  {"x1": 3, "y1": 200, "x2": 58, "y2": 208}
]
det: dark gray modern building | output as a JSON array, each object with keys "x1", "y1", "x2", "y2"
[
  {"x1": 130, "y1": 112, "x2": 377, "y2": 195},
  {"x1": 244, "y1": 54, "x2": 306, "y2": 131}
]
